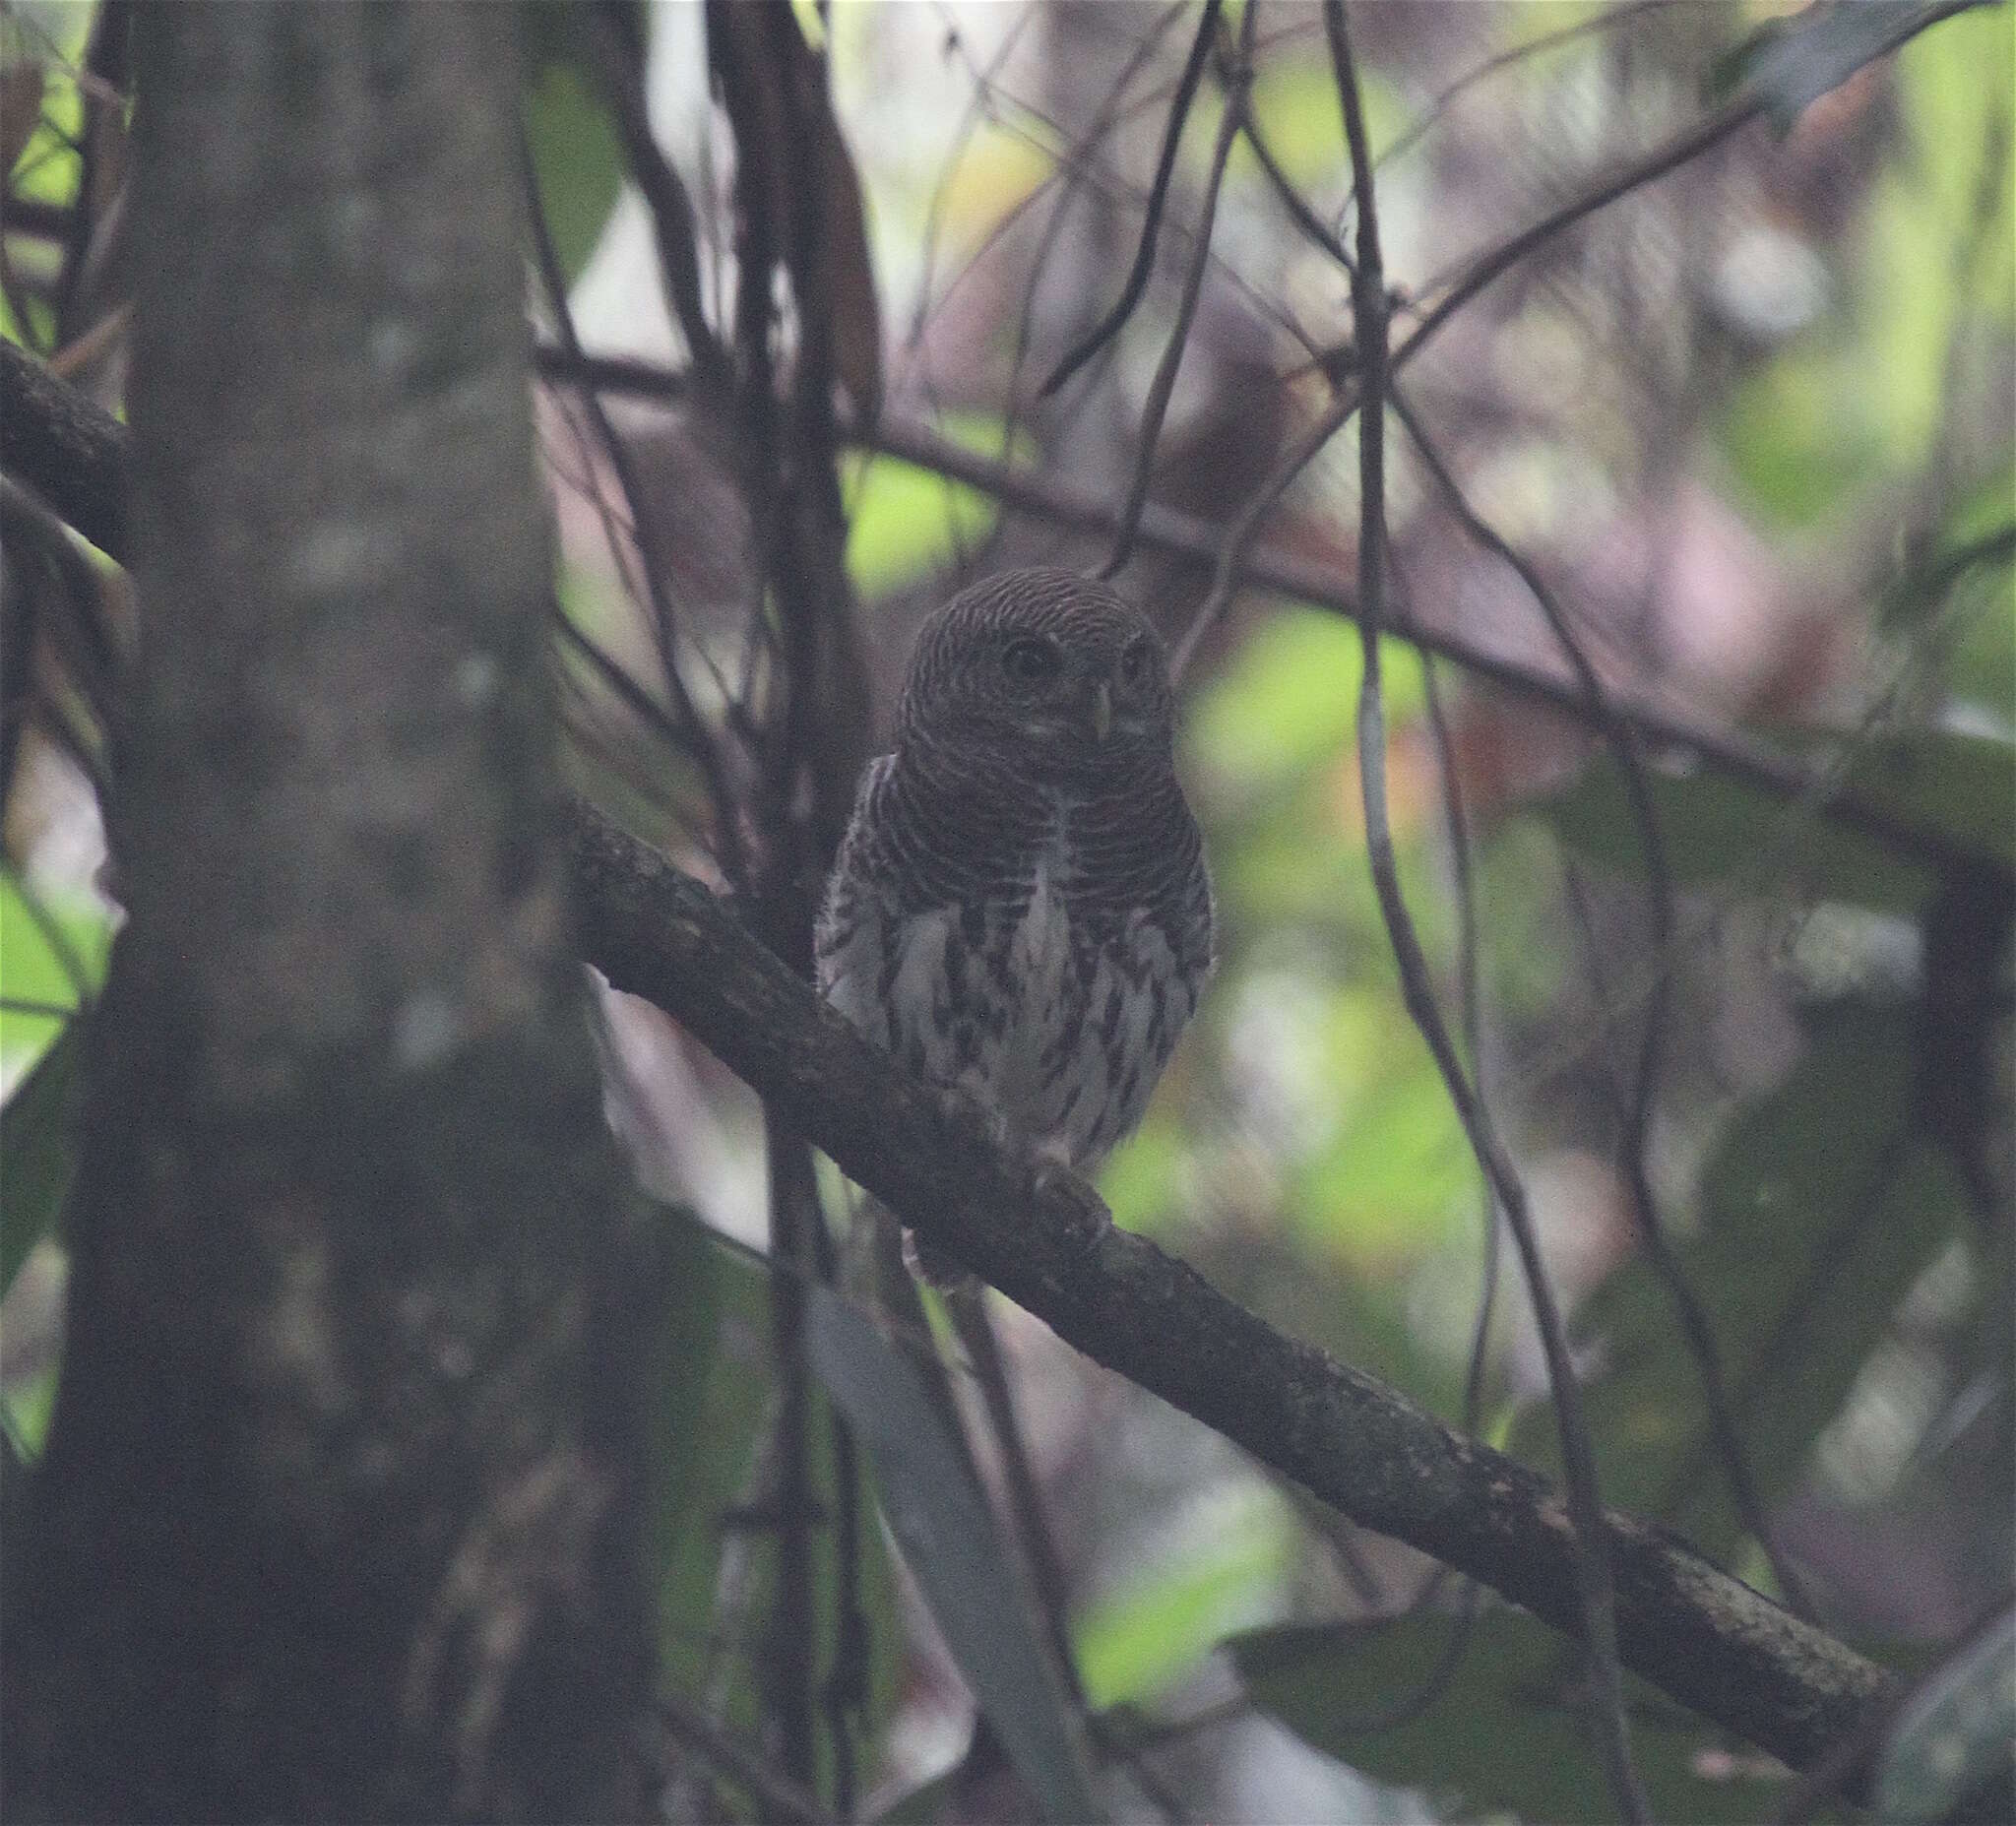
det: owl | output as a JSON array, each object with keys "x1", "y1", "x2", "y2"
[{"x1": 816, "y1": 568, "x2": 1214, "y2": 1213}]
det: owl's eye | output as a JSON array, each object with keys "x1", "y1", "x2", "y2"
[
  {"x1": 1001, "y1": 637, "x2": 1062, "y2": 683},
  {"x1": 1118, "y1": 639, "x2": 1151, "y2": 684}
]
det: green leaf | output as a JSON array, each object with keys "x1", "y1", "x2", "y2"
[
  {"x1": 1510, "y1": 1008, "x2": 1965, "y2": 1565},
  {"x1": 0, "y1": 873, "x2": 111, "y2": 1072},
  {"x1": 809, "y1": 1286, "x2": 1102, "y2": 1825},
  {"x1": 1720, "y1": 353, "x2": 1885, "y2": 528},
  {"x1": 1832, "y1": 728, "x2": 2016, "y2": 880},
  {"x1": 843, "y1": 415, "x2": 1022, "y2": 596},
  {"x1": 645, "y1": 1203, "x2": 724, "y2": 1555},
  {"x1": 1530, "y1": 752, "x2": 1934, "y2": 913},
  {"x1": 1233, "y1": 1608, "x2": 1789, "y2": 1824},
  {"x1": 0, "y1": 1023, "x2": 80, "y2": 1299},
  {"x1": 523, "y1": 58, "x2": 624, "y2": 286},
  {"x1": 1713, "y1": 2, "x2": 1951, "y2": 135},
  {"x1": 1875, "y1": 1613, "x2": 2015, "y2": 1822},
  {"x1": 1073, "y1": 1489, "x2": 1293, "y2": 1708},
  {"x1": 1186, "y1": 611, "x2": 1425, "y2": 805}
]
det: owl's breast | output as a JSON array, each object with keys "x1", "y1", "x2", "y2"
[{"x1": 819, "y1": 763, "x2": 1207, "y2": 1172}]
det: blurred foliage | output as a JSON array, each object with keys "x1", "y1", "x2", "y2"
[
  {"x1": 1509, "y1": 1006, "x2": 1965, "y2": 1570},
  {"x1": 0, "y1": 873, "x2": 108, "y2": 1083},
  {"x1": 523, "y1": 55, "x2": 624, "y2": 287},
  {"x1": 656, "y1": 1237, "x2": 905, "y2": 1803},
  {"x1": 811, "y1": 1286, "x2": 1099, "y2": 1821},
  {"x1": 0, "y1": 1024, "x2": 78, "y2": 1303},
  {"x1": 1235, "y1": 1609, "x2": 1790, "y2": 1824},
  {"x1": 1874, "y1": 1614, "x2": 2016, "y2": 1823},
  {"x1": 0, "y1": 6, "x2": 89, "y2": 348},
  {"x1": 844, "y1": 414, "x2": 1027, "y2": 595},
  {"x1": 1073, "y1": 1485, "x2": 1294, "y2": 1709}
]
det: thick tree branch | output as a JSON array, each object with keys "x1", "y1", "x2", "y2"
[
  {"x1": 566, "y1": 800, "x2": 1898, "y2": 1784},
  {"x1": 0, "y1": 338, "x2": 129, "y2": 558}
]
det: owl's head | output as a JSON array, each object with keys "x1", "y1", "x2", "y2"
[{"x1": 896, "y1": 569, "x2": 1176, "y2": 778}]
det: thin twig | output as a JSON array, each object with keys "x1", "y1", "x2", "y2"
[
  {"x1": 1324, "y1": 3, "x2": 1648, "y2": 1816},
  {"x1": 1040, "y1": 0, "x2": 1226, "y2": 397},
  {"x1": 1374, "y1": 0, "x2": 1679, "y2": 178},
  {"x1": 570, "y1": 797, "x2": 1904, "y2": 1784},
  {"x1": 520, "y1": 137, "x2": 748, "y2": 891},
  {"x1": 1239, "y1": 100, "x2": 1352, "y2": 272},
  {"x1": 1391, "y1": 0, "x2": 1988, "y2": 382},
  {"x1": 5, "y1": 329, "x2": 1994, "y2": 889},
  {"x1": 523, "y1": 346, "x2": 2008, "y2": 888},
  {"x1": 1390, "y1": 385, "x2": 1815, "y2": 1619},
  {"x1": 583, "y1": 11, "x2": 731, "y2": 409},
  {"x1": 1102, "y1": 0, "x2": 1253, "y2": 579},
  {"x1": 661, "y1": 1693, "x2": 839, "y2": 1826},
  {"x1": 1168, "y1": 378, "x2": 1358, "y2": 682}
]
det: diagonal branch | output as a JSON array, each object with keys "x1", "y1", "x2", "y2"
[{"x1": 566, "y1": 798, "x2": 1899, "y2": 1788}]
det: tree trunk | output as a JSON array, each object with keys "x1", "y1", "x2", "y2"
[{"x1": 2, "y1": 7, "x2": 659, "y2": 1818}]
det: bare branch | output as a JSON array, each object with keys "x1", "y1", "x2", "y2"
[
  {"x1": 1040, "y1": 0, "x2": 1225, "y2": 398},
  {"x1": 8, "y1": 340, "x2": 2001, "y2": 889},
  {"x1": 1102, "y1": 2, "x2": 1253, "y2": 579}
]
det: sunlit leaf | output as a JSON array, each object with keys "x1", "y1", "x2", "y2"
[
  {"x1": 1234, "y1": 1608, "x2": 1789, "y2": 1824},
  {"x1": 1, "y1": 874, "x2": 111, "y2": 1078},
  {"x1": 1510, "y1": 1007, "x2": 1965, "y2": 1565},
  {"x1": 1, "y1": 59, "x2": 45, "y2": 179},
  {"x1": 843, "y1": 415, "x2": 1023, "y2": 596},
  {"x1": 4, "y1": 33, "x2": 83, "y2": 212},
  {"x1": 1, "y1": 1360, "x2": 57, "y2": 1465},
  {"x1": 0, "y1": 1023, "x2": 80, "y2": 1299},
  {"x1": 1187, "y1": 610, "x2": 1425, "y2": 804},
  {"x1": 809, "y1": 1286, "x2": 1102, "y2": 1824},
  {"x1": 1720, "y1": 353, "x2": 1884, "y2": 527},
  {"x1": 1073, "y1": 1489, "x2": 1292, "y2": 1708}
]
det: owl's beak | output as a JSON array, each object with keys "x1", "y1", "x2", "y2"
[{"x1": 1084, "y1": 679, "x2": 1113, "y2": 743}]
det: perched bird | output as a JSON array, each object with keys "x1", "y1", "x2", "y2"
[{"x1": 816, "y1": 568, "x2": 1214, "y2": 1222}]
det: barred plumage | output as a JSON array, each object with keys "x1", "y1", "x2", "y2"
[{"x1": 817, "y1": 569, "x2": 1214, "y2": 1181}]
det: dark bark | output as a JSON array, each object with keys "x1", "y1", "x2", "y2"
[
  {"x1": 567, "y1": 800, "x2": 1900, "y2": 1786},
  {"x1": 2, "y1": 8, "x2": 659, "y2": 1820},
  {"x1": 0, "y1": 339, "x2": 129, "y2": 557}
]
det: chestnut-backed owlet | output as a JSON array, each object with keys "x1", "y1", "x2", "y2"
[{"x1": 816, "y1": 568, "x2": 1214, "y2": 1187}]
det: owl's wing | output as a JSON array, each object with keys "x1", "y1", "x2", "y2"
[{"x1": 814, "y1": 754, "x2": 898, "y2": 1039}]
